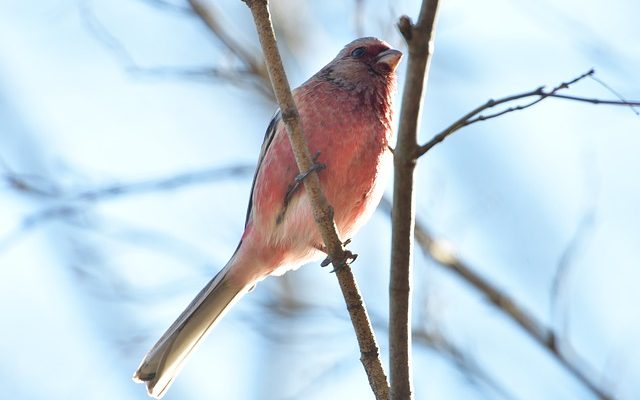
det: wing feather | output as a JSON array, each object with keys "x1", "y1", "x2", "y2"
[{"x1": 243, "y1": 110, "x2": 281, "y2": 227}]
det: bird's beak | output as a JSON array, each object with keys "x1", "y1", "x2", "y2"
[{"x1": 375, "y1": 49, "x2": 403, "y2": 72}]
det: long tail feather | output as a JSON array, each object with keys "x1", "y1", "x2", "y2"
[{"x1": 133, "y1": 263, "x2": 250, "y2": 398}]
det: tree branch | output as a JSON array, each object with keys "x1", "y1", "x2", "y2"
[
  {"x1": 241, "y1": 1, "x2": 389, "y2": 398},
  {"x1": 417, "y1": 69, "x2": 640, "y2": 157},
  {"x1": 81, "y1": 0, "x2": 273, "y2": 97},
  {"x1": 412, "y1": 216, "x2": 613, "y2": 400},
  {"x1": 412, "y1": 326, "x2": 514, "y2": 400},
  {"x1": 390, "y1": 1, "x2": 441, "y2": 399},
  {"x1": 547, "y1": 92, "x2": 640, "y2": 107},
  {"x1": 188, "y1": 0, "x2": 273, "y2": 98},
  {"x1": 0, "y1": 165, "x2": 253, "y2": 252},
  {"x1": 379, "y1": 195, "x2": 614, "y2": 399}
]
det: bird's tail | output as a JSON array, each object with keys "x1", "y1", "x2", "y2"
[{"x1": 133, "y1": 261, "x2": 251, "y2": 399}]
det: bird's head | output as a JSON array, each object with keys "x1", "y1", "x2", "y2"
[{"x1": 318, "y1": 37, "x2": 402, "y2": 90}]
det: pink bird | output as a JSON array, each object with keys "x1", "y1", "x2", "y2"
[{"x1": 133, "y1": 37, "x2": 402, "y2": 398}]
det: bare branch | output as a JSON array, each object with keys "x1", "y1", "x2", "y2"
[
  {"x1": 378, "y1": 196, "x2": 614, "y2": 399},
  {"x1": 417, "y1": 69, "x2": 640, "y2": 157},
  {"x1": 80, "y1": 1, "x2": 272, "y2": 95},
  {"x1": 391, "y1": 1, "x2": 441, "y2": 399},
  {"x1": 4, "y1": 164, "x2": 252, "y2": 202},
  {"x1": 413, "y1": 216, "x2": 613, "y2": 400},
  {"x1": 353, "y1": 0, "x2": 365, "y2": 37},
  {"x1": 550, "y1": 208, "x2": 597, "y2": 330},
  {"x1": 547, "y1": 93, "x2": 640, "y2": 107},
  {"x1": 137, "y1": 0, "x2": 194, "y2": 14},
  {"x1": 412, "y1": 327, "x2": 514, "y2": 400},
  {"x1": 241, "y1": 1, "x2": 389, "y2": 398},
  {"x1": 0, "y1": 165, "x2": 253, "y2": 252},
  {"x1": 188, "y1": 0, "x2": 273, "y2": 98},
  {"x1": 3, "y1": 172, "x2": 62, "y2": 197},
  {"x1": 250, "y1": 294, "x2": 513, "y2": 400},
  {"x1": 589, "y1": 74, "x2": 640, "y2": 115},
  {"x1": 72, "y1": 165, "x2": 253, "y2": 202},
  {"x1": 417, "y1": 70, "x2": 594, "y2": 157}
]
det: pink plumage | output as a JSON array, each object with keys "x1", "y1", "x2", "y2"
[{"x1": 133, "y1": 37, "x2": 402, "y2": 398}]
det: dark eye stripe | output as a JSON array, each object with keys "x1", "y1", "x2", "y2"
[{"x1": 351, "y1": 47, "x2": 366, "y2": 58}]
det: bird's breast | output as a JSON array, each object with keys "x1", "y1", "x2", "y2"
[{"x1": 246, "y1": 82, "x2": 393, "y2": 266}]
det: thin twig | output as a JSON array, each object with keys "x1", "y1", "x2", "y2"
[
  {"x1": 391, "y1": 1, "x2": 441, "y2": 399},
  {"x1": 417, "y1": 70, "x2": 593, "y2": 156},
  {"x1": 589, "y1": 74, "x2": 640, "y2": 115},
  {"x1": 417, "y1": 69, "x2": 640, "y2": 157},
  {"x1": 548, "y1": 93, "x2": 640, "y2": 107},
  {"x1": 241, "y1": 1, "x2": 389, "y2": 399}
]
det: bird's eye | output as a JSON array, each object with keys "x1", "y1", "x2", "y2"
[{"x1": 351, "y1": 47, "x2": 366, "y2": 58}]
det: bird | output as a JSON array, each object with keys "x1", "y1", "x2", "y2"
[{"x1": 133, "y1": 37, "x2": 402, "y2": 399}]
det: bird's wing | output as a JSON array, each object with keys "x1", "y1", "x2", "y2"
[{"x1": 243, "y1": 110, "x2": 281, "y2": 227}]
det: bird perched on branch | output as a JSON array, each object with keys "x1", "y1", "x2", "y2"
[{"x1": 133, "y1": 37, "x2": 402, "y2": 398}]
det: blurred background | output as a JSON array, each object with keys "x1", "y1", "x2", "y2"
[{"x1": 1, "y1": 0, "x2": 639, "y2": 399}]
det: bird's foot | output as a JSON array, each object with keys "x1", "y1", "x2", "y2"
[
  {"x1": 320, "y1": 239, "x2": 358, "y2": 272},
  {"x1": 294, "y1": 151, "x2": 326, "y2": 185},
  {"x1": 278, "y1": 152, "x2": 326, "y2": 224}
]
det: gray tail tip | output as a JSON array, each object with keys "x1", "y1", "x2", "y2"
[
  {"x1": 133, "y1": 370, "x2": 164, "y2": 399},
  {"x1": 132, "y1": 370, "x2": 156, "y2": 383}
]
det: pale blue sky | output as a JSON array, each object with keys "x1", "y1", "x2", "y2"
[{"x1": 0, "y1": 0, "x2": 639, "y2": 399}]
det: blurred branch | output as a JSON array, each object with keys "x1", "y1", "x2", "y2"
[
  {"x1": 588, "y1": 74, "x2": 640, "y2": 115},
  {"x1": 383, "y1": 198, "x2": 614, "y2": 400},
  {"x1": 188, "y1": 0, "x2": 274, "y2": 99},
  {"x1": 550, "y1": 208, "x2": 597, "y2": 331},
  {"x1": 412, "y1": 326, "x2": 514, "y2": 400},
  {"x1": 138, "y1": 0, "x2": 194, "y2": 14},
  {"x1": 417, "y1": 69, "x2": 640, "y2": 157},
  {"x1": 63, "y1": 215, "x2": 221, "y2": 301},
  {"x1": 251, "y1": 293, "x2": 513, "y2": 400},
  {"x1": 80, "y1": 0, "x2": 273, "y2": 96},
  {"x1": 70, "y1": 165, "x2": 252, "y2": 201},
  {"x1": 391, "y1": 2, "x2": 441, "y2": 399},
  {"x1": 241, "y1": 0, "x2": 389, "y2": 398},
  {"x1": 3, "y1": 164, "x2": 252, "y2": 200},
  {"x1": 1, "y1": 164, "x2": 253, "y2": 251},
  {"x1": 4, "y1": 172, "x2": 62, "y2": 197},
  {"x1": 379, "y1": 196, "x2": 613, "y2": 399},
  {"x1": 353, "y1": 0, "x2": 365, "y2": 37}
]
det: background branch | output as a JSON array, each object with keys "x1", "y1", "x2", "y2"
[
  {"x1": 413, "y1": 216, "x2": 613, "y2": 400},
  {"x1": 188, "y1": 0, "x2": 274, "y2": 98},
  {"x1": 241, "y1": 1, "x2": 389, "y2": 398},
  {"x1": 0, "y1": 165, "x2": 253, "y2": 251},
  {"x1": 380, "y1": 196, "x2": 613, "y2": 399},
  {"x1": 81, "y1": 0, "x2": 274, "y2": 97}
]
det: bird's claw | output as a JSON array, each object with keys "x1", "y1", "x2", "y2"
[
  {"x1": 321, "y1": 239, "x2": 357, "y2": 272},
  {"x1": 295, "y1": 151, "x2": 326, "y2": 183},
  {"x1": 279, "y1": 152, "x2": 326, "y2": 224}
]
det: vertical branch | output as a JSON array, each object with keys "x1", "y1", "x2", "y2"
[
  {"x1": 390, "y1": 1, "x2": 440, "y2": 399},
  {"x1": 241, "y1": 1, "x2": 389, "y2": 399}
]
